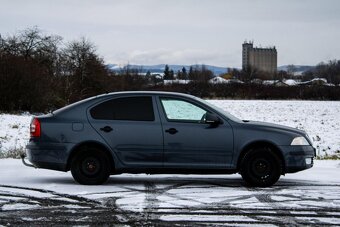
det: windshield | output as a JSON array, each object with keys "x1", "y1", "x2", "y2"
[{"x1": 194, "y1": 97, "x2": 242, "y2": 123}]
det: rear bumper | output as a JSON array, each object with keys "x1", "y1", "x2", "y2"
[
  {"x1": 26, "y1": 142, "x2": 74, "y2": 172},
  {"x1": 279, "y1": 145, "x2": 315, "y2": 173}
]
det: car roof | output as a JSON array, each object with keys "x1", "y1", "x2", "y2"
[
  {"x1": 100, "y1": 90, "x2": 194, "y2": 97},
  {"x1": 87, "y1": 91, "x2": 198, "y2": 101},
  {"x1": 52, "y1": 91, "x2": 196, "y2": 115}
]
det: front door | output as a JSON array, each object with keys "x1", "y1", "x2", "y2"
[{"x1": 157, "y1": 97, "x2": 234, "y2": 169}]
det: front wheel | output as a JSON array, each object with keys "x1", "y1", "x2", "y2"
[
  {"x1": 71, "y1": 148, "x2": 110, "y2": 185},
  {"x1": 240, "y1": 148, "x2": 282, "y2": 187}
]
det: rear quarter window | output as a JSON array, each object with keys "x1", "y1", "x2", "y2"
[{"x1": 90, "y1": 96, "x2": 155, "y2": 121}]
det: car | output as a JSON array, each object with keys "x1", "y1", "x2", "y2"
[{"x1": 24, "y1": 91, "x2": 315, "y2": 187}]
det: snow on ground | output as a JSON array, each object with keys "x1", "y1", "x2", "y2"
[
  {"x1": 0, "y1": 100, "x2": 339, "y2": 157},
  {"x1": 209, "y1": 100, "x2": 340, "y2": 157},
  {"x1": 0, "y1": 114, "x2": 31, "y2": 155},
  {"x1": 0, "y1": 159, "x2": 339, "y2": 202},
  {"x1": 0, "y1": 159, "x2": 340, "y2": 225}
]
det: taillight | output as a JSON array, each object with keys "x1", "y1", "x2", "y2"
[{"x1": 30, "y1": 118, "x2": 41, "y2": 137}]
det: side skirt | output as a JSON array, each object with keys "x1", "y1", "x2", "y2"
[{"x1": 114, "y1": 168, "x2": 238, "y2": 175}]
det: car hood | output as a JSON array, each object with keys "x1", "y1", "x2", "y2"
[{"x1": 242, "y1": 120, "x2": 306, "y2": 136}]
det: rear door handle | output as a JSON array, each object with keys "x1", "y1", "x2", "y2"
[
  {"x1": 100, "y1": 126, "x2": 113, "y2": 133},
  {"x1": 165, "y1": 128, "x2": 178, "y2": 135}
]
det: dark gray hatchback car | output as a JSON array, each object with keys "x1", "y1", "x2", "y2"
[{"x1": 25, "y1": 91, "x2": 315, "y2": 187}]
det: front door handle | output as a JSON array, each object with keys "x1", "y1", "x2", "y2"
[
  {"x1": 165, "y1": 128, "x2": 178, "y2": 135},
  {"x1": 100, "y1": 126, "x2": 113, "y2": 133}
]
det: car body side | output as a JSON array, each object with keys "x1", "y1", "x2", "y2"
[{"x1": 26, "y1": 92, "x2": 315, "y2": 175}]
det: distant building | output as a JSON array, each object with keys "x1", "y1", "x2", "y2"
[{"x1": 242, "y1": 41, "x2": 277, "y2": 74}]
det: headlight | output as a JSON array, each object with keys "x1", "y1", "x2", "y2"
[{"x1": 291, "y1": 137, "x2": 309, "y2": 146}]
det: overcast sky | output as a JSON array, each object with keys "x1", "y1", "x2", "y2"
[{"x1": 1, "y1": 0, "x2": 339, "y2": 67}]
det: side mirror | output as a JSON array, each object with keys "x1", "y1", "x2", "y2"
[{"x1": 204, "y1": 112, "x2": 222, "y2": 126}]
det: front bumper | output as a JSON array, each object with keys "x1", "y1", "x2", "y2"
[
  {"x1": 26, "y1": 141, "x2": 74, "y2": 172},
  {"x1": 279, "y1": 145, "x2": 315, "y2": 173}
]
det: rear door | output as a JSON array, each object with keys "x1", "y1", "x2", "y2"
[
  {"x1": 88, "y1": 95, "x2": 163, "y2": 168},
  {"x1": 157, "y1": 96, "x2": 234, "y2": 169}
]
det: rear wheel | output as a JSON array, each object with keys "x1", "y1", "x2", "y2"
[
  {"x1": 71, "y1": 147, "x2": 110, "y2": 185},
  {"x1": 240, "y1": 148, "x2": 282, "y2": 187}
]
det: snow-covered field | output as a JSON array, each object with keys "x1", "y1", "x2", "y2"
[
  {"x1": 0, "y1": 159, "x2": 340, "y2": 225},
  {"x1": 0, "y1": 100, "x2": 339, "y2": 158},
  {"x1": 209, "y1": 100, "x2": 340, "y2": 157},
  {"x1": 0, "y1": 113, "x2": 31, "y2": 156}
]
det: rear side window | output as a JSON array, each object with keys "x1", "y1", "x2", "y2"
[{"x1": 90, "y1": 96, "x2": 155, "y2": 121}]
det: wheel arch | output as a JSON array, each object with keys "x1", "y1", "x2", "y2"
[
  {"x1": 66, "y1": 141, "x2": 115, "y2": 172},
  {"x1": 237, "y1": 140, "x2": 285, "y2": 174}
]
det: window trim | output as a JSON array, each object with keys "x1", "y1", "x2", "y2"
[
  {"x1": 89, "y1": 96, "x2": 156, "y2": 122},
  {"x1": 159, "y1": 97, "x2": 209, "y2": 124}
]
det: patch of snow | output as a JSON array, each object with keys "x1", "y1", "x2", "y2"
[
  {"x1": 284, "y1": 79, "x2": 298, "y2": 86},
  {"x1": 296, "y1": 216, "x2": 340, "y2": 225},
  {"x1": 163, "y1": 79, "x2": 190, "y2": 84},
  {"x1": 209, "y1": 76, "x2": 228, "y2": 84},
  {"x1": 262, "y1": 80, "x2": 279, "y2": 85},
  {"x1": 0, "y1": 114, "x2": 31, "y2": 154},
  {"x1": 227, "y1": 78, "x2": 244, "y2": 84},
  {"x1": 160, "y1": 214, "x2": 257, "y2": 222},
  {"x1": 209, "y1": 77, "x2": 244, "y2": 84},
  {"x1": 312, "y1": 78, "x2": 327, "y2": 83},
  {"x1": 21, "y1": 217, "x2": 47, "y2": 221},
  {"x1": 2, "y1": 203, "x2": 40, "y2": 211}
]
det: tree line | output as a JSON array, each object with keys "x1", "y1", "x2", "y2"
[
  {"x1": 0, "y1": 27, "x2": 112, "y2": 112},
  {"x1": 302, "y1": 60, "x2": 340, "y2": 84},
  {"x1": 163, "y1": 64, "x2": 213, "y2": 81},
  {"x1": 0, "y1": 27, "x2": 339, "y2": 113}
]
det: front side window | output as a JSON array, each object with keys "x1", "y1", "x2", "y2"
[
  {"x1": 160, "y1": 98, "x2": 206, "y2": 122},
  {"x1": 90, "y1": 96, "x2": 154, "y2": 121}
]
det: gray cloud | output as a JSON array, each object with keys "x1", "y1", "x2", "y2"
[
  {"x1": 0, "y1": 0, "x2": 339, "y2": 67},
  {"x1": 107, "y1": 48, "x2": 235, "y2": 66}
]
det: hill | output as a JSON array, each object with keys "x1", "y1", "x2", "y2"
[
  {"x1": 107, "y1": 64, "x2": 229, "y2": 75},
  {"x1": 108, "y1": 64, "x2": 315, "y2": 76}
]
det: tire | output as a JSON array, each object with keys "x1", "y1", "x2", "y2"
[
  {"x1": 240, "y1": 148, "x2": 282, "y2": 187},
  {"x1": 71, "y1": 147, "x2": 111, "y2": 185}
]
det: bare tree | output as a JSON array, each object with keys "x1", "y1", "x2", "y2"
[
  {"x1": 62, "y1": 37, "x2": 110, "y2": 102},
  {"x1": 287, "y1": 64, "x2": 296, "y2": 77}
]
